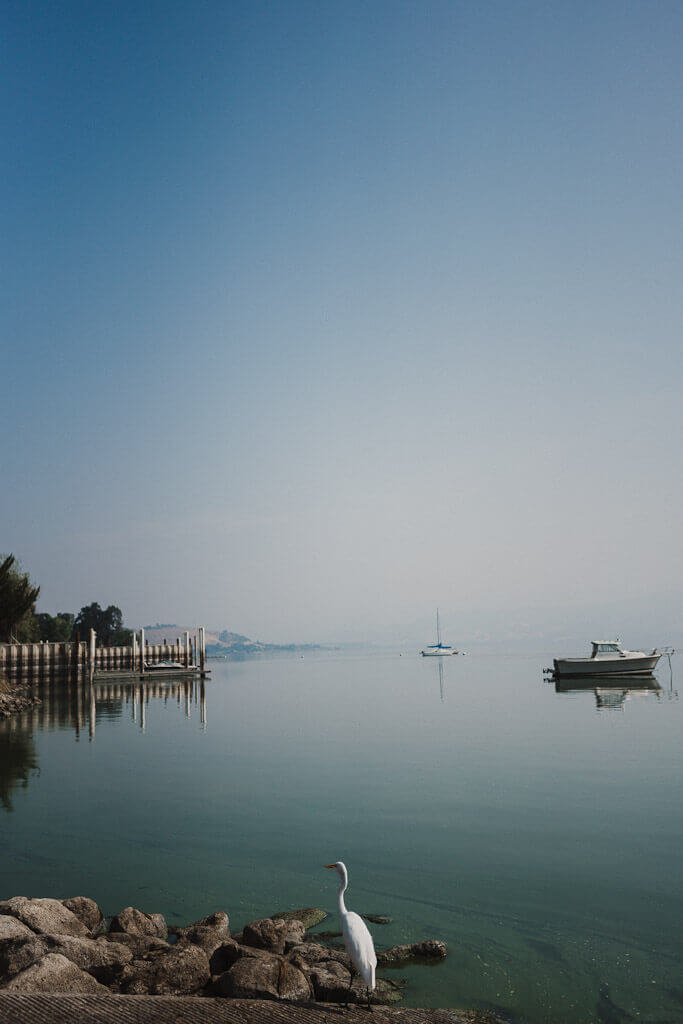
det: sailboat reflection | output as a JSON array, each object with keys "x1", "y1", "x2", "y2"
[
  {"x1": 552, "y1": 674, "x2": 674, "y2": 710},
  {"x1": 423, "y1": 657, "x2": 448, "y2": 701}
]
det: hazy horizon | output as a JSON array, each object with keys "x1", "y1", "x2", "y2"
[{"x1": 4, "y1": 1, "x2": 682, "y2": 648}]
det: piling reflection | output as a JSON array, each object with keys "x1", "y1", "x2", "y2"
[{"x1": 6, "y1": 676, "x2": 208, "y2": 742}]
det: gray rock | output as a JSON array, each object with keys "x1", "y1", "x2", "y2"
[
  {"x1": 3, "y1": 952, "x2": 109, "y2": 993},
  {"x1": 61, "y1": 897, "x2": 104, "y2": 936},
  {"x1": 377, "y1": 939, "x2": 448, "y2": 964},
  {"x1": 233, "y1": 942, "x2": 283, "y2": 961},
  {"x1": 42, "y1": 934, "x2": 132, "y2": 983},
  {"x1": 368, "y1": 978, "x2": 404, "y2": 1005},
  {"x1": 217, "y1": 954, "x2": 311, "y2": 1002},
  {"x1": 242, "y1": 917, "x2": 290, "y2": 954},
  {"x1": 109, "y1": 906, "x2": 168, "y2": 939},
  {"x1": 288, "y1": 941, "x2": 351, "y2": 968},
  {"x1": 175, "y1": 911, "x2": 230, "y2": 956},
  {"x1": 208, "y1": 939, "x2": 240, "y2": 975},
  {"x1": 283, "y1": 920, "x2": 306, "y2": 951},
  {"x1": 101, "y1": 932, "x2": 170, "y2": 956},
  {"x1": 0, "y1": 917, "x2": 34, "y2": 942},
  {"x1": 0, "y1": 935, "x2": 47, "y2": 979},
  {"x1": 270, "y1": 908, "x2": 328, "y2": 929},
  {"x1": 118, "y1": 942, "x2": 210, "y2": 995},
  {"x1": 305, "y1": 958, "x2": 352, "y2": 1002},
  {"x1": 0, "y1": 898, "x2": 90, "y2": 938}
]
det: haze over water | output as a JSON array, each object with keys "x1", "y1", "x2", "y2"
[{"x1": 1, "y1": 653, "x2": 681, "y2": 1024}]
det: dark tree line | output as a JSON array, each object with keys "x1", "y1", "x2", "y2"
[
  {"x1": 0, "y1": 555, "x2": 130, "y2": 645},
  {"x1": 0, "y1": 556, "x2": 40, "y2": 641}
]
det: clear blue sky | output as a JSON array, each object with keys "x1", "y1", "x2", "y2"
[{"x1": 3, "y1": 1, "x2": 682, "y2": 645}]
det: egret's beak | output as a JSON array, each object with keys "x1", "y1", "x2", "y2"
[{"x1": 323, "y1": 864, "x2": 336, "y2": 869}]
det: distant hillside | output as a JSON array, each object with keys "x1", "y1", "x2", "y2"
[{"x1": 140, "y1": 624, "x2": 322, "y2": 656}]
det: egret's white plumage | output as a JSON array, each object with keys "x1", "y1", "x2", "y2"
[{"x1": 325, "y1": 861, "x2": 377, "y2": 1003}]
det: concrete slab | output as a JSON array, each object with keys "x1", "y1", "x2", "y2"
[{"x1": 0, "y1": 995, "x2": 506, "y2": 1024}]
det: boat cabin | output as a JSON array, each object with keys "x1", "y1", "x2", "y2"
[{"x1": 591, "y1": 641, "x2": 625, "y2": 659}]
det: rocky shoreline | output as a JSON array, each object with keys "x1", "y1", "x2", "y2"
[
  {"x1": 0, "y1": 896, "x2": 453, "y2": 1007},
  {"x1": 0, "y1": 680, "x2": 41, "y2": 719}
]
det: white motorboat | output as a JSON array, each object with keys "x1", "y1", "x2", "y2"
[
  {"x1": 552, "y1": 640, "x2": 663, "y2": 678},
  {"x1": 144, "y1": 660, "x2": 195, "y2": 672},
  {"x1": 421, "y1": 609, "x2": 457, "y2": 656}
]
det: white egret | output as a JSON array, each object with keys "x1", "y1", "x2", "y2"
[{"x1": 324, "y1": 861, "x2": 377, "y2": 1009}]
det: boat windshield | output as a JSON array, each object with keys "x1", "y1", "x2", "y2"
[{"x1": 592, "y1": 643, "x2": 623, "y2": 657}]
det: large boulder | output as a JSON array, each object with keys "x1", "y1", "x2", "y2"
[
  {"x1": 241, "y1": 918, "x2": 291, "y2": 954},
  {"x1": 118, "y1": 942, "x2": 210, "y2": 995},
  {"x1": 269, "y1": 908, "x2": 327, "y2": 929},
  {"x1": 288, "y1": 942, "x2": 404, "y2": 1005},
  {"x1": 175, "y1": 911, "x2": 230, "y2": 956},
  {"x1": 61, "y1": 897, "x2": 104, "y2": 936},
  {"x1": 289, "y1": 941, "x2": 351, "y2": 967},
  {"x1": 101, "y1": 932, "x2": 170, "y2": 956},
  {"x1": 2, "y1": 952, "x2": 109, "y2": 993},
  {"x1": 0, "y1": 898, "x2": 90, "y2": 938},
  {"x1": 109, "y1": 907, "x2": 167, "y2": 940},
  {"x1": 305, "y1": 958, "x2": 352, "y2": 1002},
  {"x1": 217, "y1": 953, "x2": 311, "y2": 1002},
  {"x1": 282, "y1": 919, "x2": 306, "y2": 950},
  {"x1": 0, "y1": 917, "x2": 34, "y2": 943},
  {"x1": 208, "y1": 939, "x2": 240, "y2": 976},
  {"x1": 42, "y1": 934, "x2": 132, "y2": 984},
  {"x1": 377, "y1": 940, "x2": 448, "y2": 964},
  {"x1": 0, "y1": 935, "x2": 47, "y2": 979}
]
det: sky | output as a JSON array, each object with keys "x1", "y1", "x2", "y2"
[{"x1": 2, "y1": 0, "x2": 683, "y2": 647}]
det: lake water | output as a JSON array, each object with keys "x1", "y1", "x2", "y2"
[{"x1": 1, "y1": 652, "x2": 681, "y2": 1023}]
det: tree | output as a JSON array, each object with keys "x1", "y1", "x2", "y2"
[
  {"x1": 73, "y1": 603, "x2": 129, "y2": 645},
  {"x1": 0, "y1": 556, "x2": 40, "y2": 642},
  {"x1": 33, "y1": 612, "x2": 75, "y2": 643}
]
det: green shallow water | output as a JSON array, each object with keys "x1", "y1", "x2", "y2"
[{"x1": 1, "y1": 652, "x2": 681, "y2": 1023}]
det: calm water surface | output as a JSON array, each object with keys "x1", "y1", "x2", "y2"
[{"x1": 1, "y1": 652, "x2": 681, "y2": 1024}]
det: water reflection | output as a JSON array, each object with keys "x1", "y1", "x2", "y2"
[
  {"x1": 552, "y1": 674, "x2": 678, "y2": 710},
  {"x1": 424, "y1": 657, "x2": 449, "y2": 701},
  {"x1": 2, "y1": 676, "x2": 207, "y2": 742},
  {"x1": 0, "y1": 720, "x2": 39, "y2": 811}
]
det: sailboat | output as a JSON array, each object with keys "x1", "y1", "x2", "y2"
[{"x1": 420, "y1": 609, "x2": 457, "y2": 656}]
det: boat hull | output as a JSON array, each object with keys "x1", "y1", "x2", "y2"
[{"x1": 553, "y1": 654, "x2": 660, "y2": 677}]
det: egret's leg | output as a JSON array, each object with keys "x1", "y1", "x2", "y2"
[{"x1": 367, "y1": 985, "x2": 373, "y2": 1012}]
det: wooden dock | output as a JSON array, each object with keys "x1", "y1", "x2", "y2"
[{"x1": 0, "y1": 628, "x2": 209, "y2": 682}]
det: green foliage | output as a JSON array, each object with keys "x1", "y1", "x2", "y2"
[
  {"x1": 33, "y1": 612, "x2": 75, "y2": 643},
  {"x1": 0, "y1": 556, "x2": 41, "y2": 642},
  {"x1": 112, "y1": 628, "x2": 133, "y2": 645},
  {"x1": 73, "y1": 602, "x2": 125, "y2": 644}
]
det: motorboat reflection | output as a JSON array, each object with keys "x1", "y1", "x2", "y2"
[{"x1": 553, "y1": 674, "x2": 666, "y2": 711}]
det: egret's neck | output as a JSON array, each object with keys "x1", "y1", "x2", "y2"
[{"x1": 337, "y1": 879, "x2": 348, "y2": 916}]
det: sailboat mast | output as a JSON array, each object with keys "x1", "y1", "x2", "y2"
[{"x1": 436, "y1": 608, "x2": 441, "y2": 646}]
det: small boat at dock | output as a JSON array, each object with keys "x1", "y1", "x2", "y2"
[
  {"x1": 144, "y1": 660, "x2": 197, "y2": 672},
  {"x1": 551, "y1": 640, "x2": 667, "y2": 678}
]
